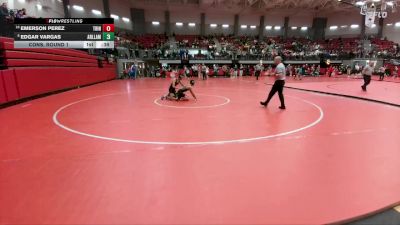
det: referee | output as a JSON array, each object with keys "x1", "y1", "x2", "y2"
[
  {"x1": 361, "y1": 61, "x2": 374, "y2": 91},
  {"x1": 260, "y1": 56, "x2": 286, "y2": 109}
]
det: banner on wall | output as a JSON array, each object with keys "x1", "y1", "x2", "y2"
[{"x1": 364, "y1": 4, "x2": 376, "y2": 28}]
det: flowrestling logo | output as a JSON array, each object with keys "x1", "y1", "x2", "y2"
[{"x1": 360, "y1": 4, "x2": 388, "y2": 18}]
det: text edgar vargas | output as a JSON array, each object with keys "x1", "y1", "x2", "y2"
[{"x1": 20, "y1": 34, "x2": 62, "y2": 40}]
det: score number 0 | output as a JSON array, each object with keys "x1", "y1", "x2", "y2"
[{"x1": 103, "y1": 24, "x2": 115, "y2": 32}]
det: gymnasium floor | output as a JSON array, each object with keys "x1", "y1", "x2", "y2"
[{"x1": 0, "y1": 77, "x2": 399, "y2": 224}]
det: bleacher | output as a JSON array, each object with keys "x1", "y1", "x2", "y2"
[
  {"x1": 120, "y1": 35, "x2": 397, "y2": 54},
  {"x1": 319, "y1": 38, "x2": 360, "y2": 51},
  {"x1": 131, "y1": 34, "x2": 167, "y2": 49},
  {"x1": 0, "y1": 37, "x2": 116, "y2": 105},
  {"x1": 371, "y1": 38, "x2": 396, "y2": 51},
  {"x1": 175, "y1": 35, "x2": 198, "y2": 47},
  {"x1": 175, "y1": 35, "x2": 214, "y2": 49}
]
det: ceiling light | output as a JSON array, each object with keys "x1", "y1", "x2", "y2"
[
  {"x1": 250, "y1": 25, "x2": 256, "y2": 29},
  {"x1": 152, "y1": 21, "x2": 160, "y2": 25},
  {"x1": 72, "y1": 5, "x2": 84, "y2": 11},
  {"x1": 188, "y1": 23, "x2": 196, "y2": 27},
  {"x1": 122, "y1": 17, "x2": 130, "y2": 22},
  {"x1": 241, "y1": 25, "x2": 247, "y2": 28},
  {"x1": 265, "y1": 25, "x2": 272, "y2": 30},
  {"x1": 210, "y1": 24, "x2": 217, "y2": 27},
  {"x1": 92, "y1": 9, "x2": 102, "y2": 15},
  {"x1": 274, "y1": 26, "x2": 281, "y2": 30},
  {"x1": 330, "y1": 26, "x2": 338, "y2": 30},
  {"x1": 222, "y1": 24, "x2": 229, "y2": 28},
  {"x1": 350, "y1": 24, "x2": 359, "y2": 28},
  {"x1": 176, "y1": 22, "x2": 183, "y2": 26}
]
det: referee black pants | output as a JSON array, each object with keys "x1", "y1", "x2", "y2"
[
  {"x1": 265, "y1": 80, "x2": 285, "y2": 107},
  {"x1": 255, "y1": 71, "x2": 259, "y2": 80},
  {"x1": 362, "y1": 75, "x2": 371, "y2": 88},
  {"x1": 379, "y1": 73, "x2": 384, "y2": 81}
]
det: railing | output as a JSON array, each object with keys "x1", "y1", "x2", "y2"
[{"x1": 127, "y1": 48, "x2": 400, "y2": 61}]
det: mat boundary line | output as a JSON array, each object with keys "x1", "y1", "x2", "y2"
[{"x1": 283, "y1": 85, "x2": 400, "y2": 108}]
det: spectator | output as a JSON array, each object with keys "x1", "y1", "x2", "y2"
[
  {"x1": 129, "y1": 64, "x2": 137, "y2": 79},
  {"x1": 0, "y1": 2, "x2": 9, "y2": 19},
  {"x1": 287, "y1": 64, "x2": 292, "y2": 77},
  {"x1": 21, "y1": 8, "x2": 27, "y2": 17},
  {"x1": 379, "y1": 66, "x2": 386, "y2": 81},
  {"x1": 15, "y1": 10, "x2": 24, "y2": 19},
  {"x1": 201, "y1": 64, "x2": 207, "y2": 80},
  {"x1": 0, "y1": 2, "x2": 11, "y2": 36},
  {"x1": 255, "y1": 63, "x2": 262, "y2": 80}
]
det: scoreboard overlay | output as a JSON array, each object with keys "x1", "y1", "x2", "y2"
[{"x1": 14, "y1": 18, "x2": 115, "y2": 49}]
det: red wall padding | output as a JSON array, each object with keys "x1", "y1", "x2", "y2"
[
  {"x1": 3, "y1": 51, "x2": 97, "y2": 63},
  {"x1": 5, "y1": 59, "x2": 98, "y2": 67},
  {"x1": 6, "y1": 47, "x2": 98, "y2": 60},
  {"x1": 0, "y1": 37, "x2": 14, "y2": 42},
  {"x1": 1, "y1": 69, "x2": 20, "y2": 102},
  {"x1": 0, "y1": 42, "x2": 13, "y2": 50},
  {"x1": 14, "y1": 67, "x2": 115, "y2": 99},
  {"x1": 0, "y1": 71, "x2": 8, "y2": 104}
]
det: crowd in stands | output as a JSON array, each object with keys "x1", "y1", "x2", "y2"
[
  {"x1": 176, "y1": 35, "x2": 216, "y2": 50},
  {"x1": 229, "y1": 36, "x2": 364, "y2": 60},
  {"x1": 115, "y1": 32, "x2": 400, "y2": 61},
  {"x1": 218, "y1": 35, "x2": 398, "y2": 60},
  {"x1": 116, "y1": 32, "x2": 168, "y2": 49}
]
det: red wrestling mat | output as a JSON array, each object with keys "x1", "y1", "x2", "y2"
[
  {"x1": 1, "y1": 78, "x2": 399, "y2": 224},
  {"x1": 284, "y1": 78, "x2": 400, "y2": 106}
]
